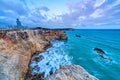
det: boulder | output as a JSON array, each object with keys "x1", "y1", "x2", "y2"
[
  {"x1": 46, "y1": 65, "x2": 98, "y2": 80},
  {"x1": 94, "y1": 48, "x2": 105, "y2": 54}
]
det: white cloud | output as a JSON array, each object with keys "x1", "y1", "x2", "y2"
[
  {"x1": 90, "y1": 9, "x2": 104, "y2": 18},
  {"x1": 78, "y1": 16, "x2": 86, "y2": 20},
  {"x1": 0, "y1": 0, "x2": 120, "y2": 28},
  {"x1": 94, "y1": 0, "x2": 106, "y2": 8}
]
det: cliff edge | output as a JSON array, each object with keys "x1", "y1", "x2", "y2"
[{"x1": 0, "y1": 29, "x2": 67, "y2": 80}]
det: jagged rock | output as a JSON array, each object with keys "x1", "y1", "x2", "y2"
[
  {"x1": 0, "y1": 31, "x2": 6, "y2": 39},
  {"x1": 46, "y1": 65, "x2": 98, "y2": 80},
  {"x1": 17, "y1": 32, "x2": 29, "y2": 40},
  {"x1": 32, "y1": 55, "x2": 44, "y2": 62},
  {"x1": 60, "y1": 33, "x2": 68, "y2": 40},
  {"x1": 10, "y1": 33, "x2": 18, "y2": 43},
  {"x1": 94, "y1": 48, "x2": 105, "y2": 54},
  {"x1": 94, "y1": 48, "x2": 112, "y2": 61},
  {"x1": 0, "y1": 29, "x2": 67, "y2": 80},
  {"x1": 26, "y1": 71, "x2": 45, "y2": 80}
]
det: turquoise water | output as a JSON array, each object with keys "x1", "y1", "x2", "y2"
[
  {"x1": 31, "y1": 29, "x2": 120, "y2": 80},
  {"x1": 65, "y1": 29, "x2": 120, "y2": 80}
]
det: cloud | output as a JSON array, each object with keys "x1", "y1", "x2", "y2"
[
  {"x1": 0, "y1": 0, "x2": 50, "y2": 27},
  {"x1": 90, "y1": 9, "x2": 104, "y2": 18},
  {"x1": 0, "y1": 0, "x2": 120, "y2": 28},
  {"x1": 0, "y1": 0, "x2": 28, "y2": 15},
  {"x1": 94, "y1": 0, "x2": 106, "y2": 8},
  {"x1": 57, "y1": 0, "x2": 120, "y2": 28},
  {"x1": 59, "y1": 0, "x2": 96, "y2": 26}
]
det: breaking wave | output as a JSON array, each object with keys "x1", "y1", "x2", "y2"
[{"x1": 30, "y1": 40, "x2": 72, "y2": 78}]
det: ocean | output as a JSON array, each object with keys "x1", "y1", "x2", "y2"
[{"x1": 30, "y1": 29, "x2": 120, "y2": 80}]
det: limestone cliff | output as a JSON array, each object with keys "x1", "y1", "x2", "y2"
[
  {"x1": 46, "y1": 65, "x2": 98, "y2": 80},
  {"x1": 0, "y1": 29, "x2": 67, "y2": 80}
]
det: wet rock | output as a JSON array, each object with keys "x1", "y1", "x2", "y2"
[
  {"x1": 94, "y1": 48, "x2": 112, "y2": 61},
  {"x1": 39, "y1": 72, "x2": 45, "y2": 80},
  {"x1": 94, "y1": 48, "x2": 105, "y2": 54},
  {"x1": 49, "y1": 70, "x2": 53, "y2": 75},
  {"x1": 46, "y1": 65, "x2": 98, "y2": 80},
  {"x1": 76, "y1": 34, "x2": 81, "y2": 38},
  {"x1": 32, "y1": 55, "x2": 44, "y2": 62},
  {"x1": 43, "y1": 42, "x2": 52, "y2": 50},
  {"x1": 26, "y1": 71, "x2": 45, "y2": 80}
]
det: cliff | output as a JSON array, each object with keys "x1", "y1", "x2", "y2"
[
  {"x1": 0, "y1": 29, "x2": 67, "y2": 80},
  {"x1": 46, "y1": 65, "x2": 98, "y2": 80},
  {"x1": 0, "y1": 29, "x2": 97, "y2": 80}
]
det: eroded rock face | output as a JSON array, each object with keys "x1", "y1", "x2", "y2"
[
  {"x1": 46, "y1": 65, "x2": 98, "y2": 80},
  {"x1": 0, "y1": 29, "x2": 67, "y2": 80}
]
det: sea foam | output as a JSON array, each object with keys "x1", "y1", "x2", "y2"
[{"x1": 30, "y1": 40, "x2": 71, "y2": 78}]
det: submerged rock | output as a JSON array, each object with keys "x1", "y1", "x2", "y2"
[
  {"x1": 46, "y1": 65, "x2": 98, "y2": 80},
  {"x1": 94, "y1": 48, "x2": 105, "y2": 54},
  {"x1": 75, "y1": 34, "x2": 81, "y2": 38},
  {"x1": 94, "y1": 48, "x2": 112, "y2": 61}
]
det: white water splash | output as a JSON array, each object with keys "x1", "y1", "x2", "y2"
[{"x1": 30, "y1": 40, "x2": 72, "y2": 78}]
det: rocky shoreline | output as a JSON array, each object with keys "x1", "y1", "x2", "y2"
[
  {"x1": 0, "y1": 29, "x2": 67, "y2": 80},
  {"x1": 46, "y1": 65, "x2": 98, "y2": 80},
  {"x1": 0, "y1": 29, "x2": 97, "y2": 80}
]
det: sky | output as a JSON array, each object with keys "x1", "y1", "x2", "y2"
[{"x1": 0, "y1": 0, "x2": 120, "y2": 29}]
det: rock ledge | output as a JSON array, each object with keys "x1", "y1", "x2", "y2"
[{"x1": 46, "y1": 65, "x2": 98, "y2": 80}]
